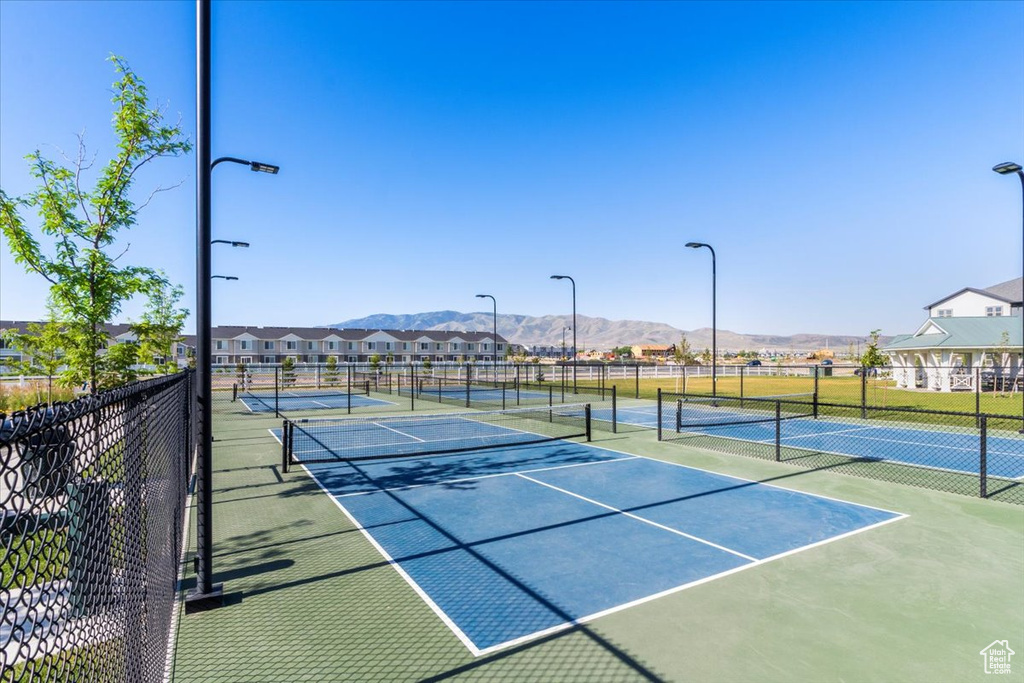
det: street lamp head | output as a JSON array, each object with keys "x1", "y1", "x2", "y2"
[
  {"x1": 249, "y1": 161, "x2": 280, "y2": 174},
  {"x1": 993, "y1": 162, "x2": 1023, "y2": 175},
  {"x1": 685, "y1": 242, "x2": 707, "y2": 249},
  {"x1": 550, "y1": 275, "x2": 567, "y2": 280},
  {"x1": 212, "y1": 275, "x2": 238, "y2": 281},
  {"x1": 229, "y1": 241, "x2": 250, "y2": 248},
  {"x1": 476, "y1": 294, "x2": 489, "y2": 299}
]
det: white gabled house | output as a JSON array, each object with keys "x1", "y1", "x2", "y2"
[{"x1": 884, "y1": 278, "x2": 1022, "y2": 392}]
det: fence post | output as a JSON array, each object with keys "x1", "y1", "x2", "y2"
[
  {"x1": 657, "y1": 388, "x2": 662, "y2": 440},
  {"x1": 814, "y1": 365, "x2": 820, "y2": 404},
  {"x1": 979, "y1": 415, "x2": 987, "y2": 498},
  {"x1": 740, "y1": 366, "x2": 745, "y2": 401},
  {"x1": 860, "y1": 367, "x2": 867, "y2": 419},
  {"x1": 275, "y1": 365, "x2": 280, "y2": 418},
  {"x1": 775, "y1": 401, "x2": 782, "y2": 462},
  {"x1": 347, "y1": 365, "x2": 352, "y2": 414},
  {"x1": 635, "y1": 363, "x2": 640, "y2": 399},
  {"x1": 975, "y1": 367, "x2": 981, "y2": 428}
]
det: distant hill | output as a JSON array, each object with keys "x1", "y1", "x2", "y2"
[{"x1": 328, "y1": 311, "x2": 887, "y2": 353}]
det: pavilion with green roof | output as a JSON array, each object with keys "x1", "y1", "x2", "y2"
[{"x1": 884, "y1": 278, "x2": 1022, "y2": 392}]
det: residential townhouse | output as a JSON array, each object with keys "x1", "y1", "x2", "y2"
[
  {"x1": 209, "y1": 327, "x2": 507, "y2": 365},
  {"x1": 1, "y1": 321, "x2": 510, "y2": 368}
]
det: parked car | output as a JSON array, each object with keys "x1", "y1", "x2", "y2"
[
  {"x1": 746, "y1": 359, "x2": 762, "y2": 367},
  {"x1": 854, "y1": 367, "x2": 879, "y2": 377},
  {"x1": 820, "y1": 359, "x2": 833, "y2": 366}
]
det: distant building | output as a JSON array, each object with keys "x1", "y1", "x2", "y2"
[
  {"x1": 630, "y1": 344, "x2": 676, "y2": 361},
  {"x1": 883, "y1": 278, "x2": 1022, "y2": 391},
  {"x1": 1, "y1": 321, "x2": 509, "y2": 368}
]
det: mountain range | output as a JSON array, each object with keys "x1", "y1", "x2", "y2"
[{"x1": 328, "y1": 311, "x2": 887, "y2": 353}]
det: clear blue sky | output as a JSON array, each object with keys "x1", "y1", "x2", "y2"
[{"x1": 2, "y1": 1, "x2": 1022, "y2": 338}]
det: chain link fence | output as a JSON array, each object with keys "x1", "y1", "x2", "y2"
[
  {"x1": 655, "y1": 391, "x2": 1024, "y2": 505},
  {"x1": 1, "y1": 371, "x2": 194, "y2": 682}
]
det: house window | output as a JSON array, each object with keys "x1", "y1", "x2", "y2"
[
  {"x1": 402, "y1": 342, "x2": 409, "y2": 351},
  {"x1": 307, "y1": 341, "x2": 316, "y2": 350},
  {"x1": 347, "y1": 342, "x2": 354, "y2": 350},
  {"x1": 451, "y1": 343, "x2": 459, "y2": 351},
  {"x1": 285, "y1": 340, "x2": 297, "y2": 350},
  {"x1": 467, "y1": 343, "x2": 475, "y2": 351},
  {"x1": 215, "y1": 355, "x2": 228, "y2": 365},
  {"x1": 420, "y1": 342, "x2": 429, "y2": 351},
  {"x1": 263, "y1": 341, "x2": 274, "y2": 350},
  {"x1": 366, "y1": 341, "x2": 375, "y2": 351},
  {"x1": 215, "y1": 340, "x2": 226, "y2": 350},
  {"x1": 263, "y1": 356, "x2": 275, "y2": 363},
  {"x1": 240, "y1": 356, "x2": 252, "y2": 364},
  {"x1": 385, "y1": 342, "x2": 393, "y2": 351},
  {"x1": 327, "y1": 341, "x2": 337, "y2": 350},
  {"x1": 497, "y1": 344, "x2": 504, "y2": 351},
  {"x1": 347, "y1": 355, "x2": 358, "y2": 363},
  {"x1": 436, "y1": 355, "x2": 444, "y2": 362},
  {"x1": 986, "y1": 306, "x2": 1004, "y2": 317},
  {"x1": 240, "y1": 340, "x2": 253, "y2": 350},
  {"x1": 935, "y1": 309, "x2": 952, "y2": 318}
]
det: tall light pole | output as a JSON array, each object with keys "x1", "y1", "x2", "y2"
[
  {"x1": 686, "y1": 242, "x2": 717, "y2": 397},
  {"x1": 188, "y1": 0, "x2": 279, "y2": 611},
  {"x1": 993, "y1": 161, "x2": 1024, "y2": 433},
  {"x1": 551, "y1": 275, "x2": 576, "y2": 392},
  {"x1": 476, "y1": 294, "x2": 497, "y2": 376}
]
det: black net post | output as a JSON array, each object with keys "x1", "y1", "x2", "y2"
[
  {"x1": 232, "y1": 383, "x2": 237, "y2": 402},
  {"x1": 411, "y1": 363, "x2": 416, "y2": 411},
  {"x1": 980, "y1": 415, "x2": 987, "y2": 498},
  {"x1": 657, "y1": 388, "x2": 663, "y2": 440},
  {"x1": 465, "y1": 372, "x2": 471, "y2": 408},
  {"x1": 347, "y1": 365, "x2": 352, "y2": 414},
  {"x1": 281, "y1": 418, "x2": 289, "y2": 473},
  {"x1": 681, "y1": 366, "x2": 686, "y2": 398},
  {"x1": 775, "y1": 401, "x2": 782, "y2": 462},
  {"x1": 275, "y1": 365, "x2": 280, "y2": 418},
  {"x1": 585, "y1": 404, "x2": 592, "y2": 441},
  {"x1": 740, "y1": 365, "x2": 745, "y2": 400},
  {"x1": 502, "y1": 384, "x2": 507, "y2": 411},
  {"x1": 611, "y1": 385, "x2": 617, "y2": 433},
  {"x1": 635, "y1": 364, "x2": 640, "y2": 399},
  {"x1": 549, "y1": 385, "x2": 553, "y2": 407},
  {"x1": 675, "y1": 399, "x2": 682, "y2": 433}
]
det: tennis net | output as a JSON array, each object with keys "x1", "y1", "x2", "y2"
[
  {"x1": 665, "y1": 392, "x2": 817, "y2": 432},
  {"x1": 281, "y1": 403, "x2": 592, "y2": 471}
]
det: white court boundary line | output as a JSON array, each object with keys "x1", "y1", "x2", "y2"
[{"x1": 285, "y1": 432, "x2": 908, "y2": 656}]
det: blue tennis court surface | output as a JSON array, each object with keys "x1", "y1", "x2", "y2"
[
  {"x1": 280, "y1": 422, "x2": 904, "y2": 655},
  {"x1": 241, "y1": 392, "x2": 393, "y2": 412},
  {"x1": 591, "y1": 404, "x2": 1024, "y2": 479}
]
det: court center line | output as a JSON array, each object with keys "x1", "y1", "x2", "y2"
[
  {"x1": 371, "y1": 421, "x2": 427, "y2": 442},
  {"x1": 515, "y1": 472, "x2": 758, "y2": 562}
]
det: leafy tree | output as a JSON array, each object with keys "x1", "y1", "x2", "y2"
[
  {"x1": 699, "y1": 348, "x2": 712, "y2": 365},
  {"x1": 369, "y1": 354, "x2": 381, "y2": 371},
  {"x1": 281, "y1": 357, "x2": 296, "y2": 386},
  {"x1": 611, "y1": 346, "x2": 633, "y2": 359},
  {"x1": 324, "y1": 355, "x2": 339, "y2": 386},
  {"x1": 132, "y1": 280, "x2": 187, "y2": 373},
  {"x1": 100, "y1": 341, "x2": 140, "y2": 387},
  {"x1": 2, "y1": 316, "x2": 69, "y2": 402},
  {"x1": 860, "y1": 329, "x2": 888, "y2": 368},
  {"x1": 675, "y1": 335, "x2": 696, "y2": 365},
  {"x1": 422, "y1": 357, "x2": 432, "y2": 370},
  {"x1": 0, "y1": 56, "x2": 192, "y2": 391}
]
